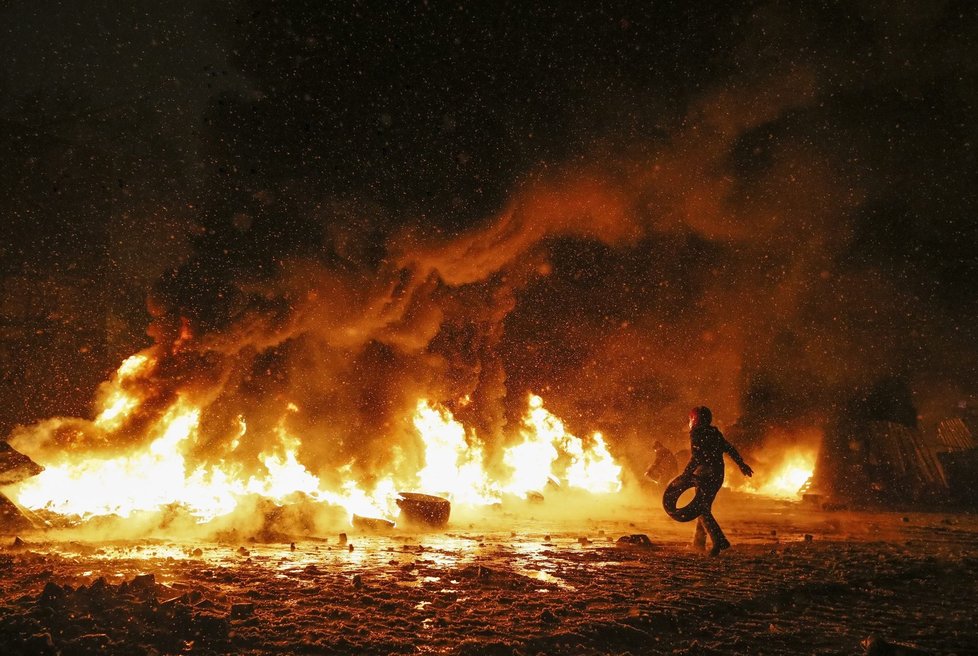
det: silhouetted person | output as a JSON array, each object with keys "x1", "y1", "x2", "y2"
[
  {"x1": 682, "y1": 406, "x2": 752, "y2": 555},
  {"x1": 644, "y1": 440, "x2": 678, "y2": 487}
]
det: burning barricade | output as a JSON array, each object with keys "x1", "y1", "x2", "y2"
[{"x1": 2, "y1": 347, "x2": 627, "y2": 535}]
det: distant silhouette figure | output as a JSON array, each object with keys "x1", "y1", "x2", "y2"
[
  {"x1": 670, "y1": 406, "x2": 752, "y2": 556},
  {"x1": 644, "y1": 440, "x2": 679, "y2": 486}
]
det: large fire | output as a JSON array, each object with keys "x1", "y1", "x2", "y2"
[
  {"x1": 9, "y1": 351, "x2": 623, "y2": 527},
  {"x1": 6, "y1": 339, "x2": 824, "y2": 534}
]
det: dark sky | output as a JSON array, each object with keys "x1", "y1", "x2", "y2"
[{"x1": 2, "y1": 1, "x2": 977, "y2": 463}]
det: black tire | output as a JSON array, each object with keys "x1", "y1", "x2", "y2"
[
  {"x1": 662, "y1": 472, "x2": 706, "y2": 522},
  {"x1": 396, "y1": 492, "x2": 451, "y2": 528}
]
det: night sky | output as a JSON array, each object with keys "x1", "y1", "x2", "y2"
[{"x1": 2, "y1": 1, "x2": 977, "y2": 469}]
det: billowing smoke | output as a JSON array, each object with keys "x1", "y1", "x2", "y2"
[
  {"x1": 4, "y1": 1, "x2": 977, "y2": 488},
  {"x1": 78, "y1": 174, "x2": 640, "y2": 485}
]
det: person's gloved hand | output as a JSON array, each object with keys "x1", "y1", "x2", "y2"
[{"x1": 740, "y1": 463, "x2": 753, "y2": 477}]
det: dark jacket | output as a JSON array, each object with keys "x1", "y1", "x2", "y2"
[{"x1": 682, "y1": 425, "x2": 748, "y2": 486}]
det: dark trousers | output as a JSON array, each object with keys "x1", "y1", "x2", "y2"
[{"x1": 692, "y1": 475, "x2": 727, "y2": 548}]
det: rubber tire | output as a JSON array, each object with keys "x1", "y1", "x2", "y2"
[{"x1": 662, "y1": 472, "x2": 707, "y2": 522}]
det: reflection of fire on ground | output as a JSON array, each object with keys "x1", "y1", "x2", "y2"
[{"x1": 4, "y1": 499, "x2": 977, "y2": 656}]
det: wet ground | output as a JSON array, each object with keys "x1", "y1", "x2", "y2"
[{"x1": 1, "y1": 494, "x2": 976, "y2": 655}]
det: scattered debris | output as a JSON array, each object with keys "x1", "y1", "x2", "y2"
[
  {"x1": 237, "y1": 546, "x2": 250, "y2": 557},
  {"x1": 0, "y1": 511, "x2": 972, "y2": 655},
  {"x1": 616, "y1": 534, "x2": 655, "y2": 550},
  {"x1": 22, "y1": 632, "x2": 54, "y2": 654},
  {"x1": 40, "y1": 581, "x2": 65, "y2": 602},
  {"x1": 464, "y1": 565, "x2": 491, "y2": 579},
  {"x1": 27, "y1": 573, "x2": 229, "y2": 653},
  {"x1": 131, "y1": 573, "x2": 156, "y2": 591}
]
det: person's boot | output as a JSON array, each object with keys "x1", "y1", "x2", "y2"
[{"x1": 709, "y1": 537, "x2": 731, "y2": 556}]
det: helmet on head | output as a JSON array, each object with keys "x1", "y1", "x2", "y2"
[{"x1": 689, "y1": 406, "x2": 712, "y2": 428}]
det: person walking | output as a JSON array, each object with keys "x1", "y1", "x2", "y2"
[{"x1": 680, "y1": 406, "x2": 752, "y2": 556}]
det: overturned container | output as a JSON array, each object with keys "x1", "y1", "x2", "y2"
[{"x1": 396, "y1": 492, "x2": 451, "y2": 528}]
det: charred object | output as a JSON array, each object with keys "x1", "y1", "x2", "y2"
[
  {"x1": 0, "y1": 493, "x2": 34, "y2": 533},
  {"x1": 395, "y1": 493, "x2": 451, "y2": 528},
  {"x1": 0, "y1": 440, "x2": 43, "y2": 532},
  {"x1": 616, "y1": 534, "x2": 655, "y2": 550},
  {"x1": 0, "y1": 440, "x2": 43, "y2": 486}
]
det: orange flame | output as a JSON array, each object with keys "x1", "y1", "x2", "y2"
[
  {"x1": 10, "y1": 356, "x2": 624, "y2": 528},
  {"x1": 93, "y1": 352, "x2": 155, "y2": 430},
  {"x1": 503, "y1": 394, "x2": 621, "y2": 497},
  {"x1": 742, "y1": 447, "x2": 816, "y2": 499},
  {"x1": 412, "y1": 400, "x2": 499, "y2": 505}
]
